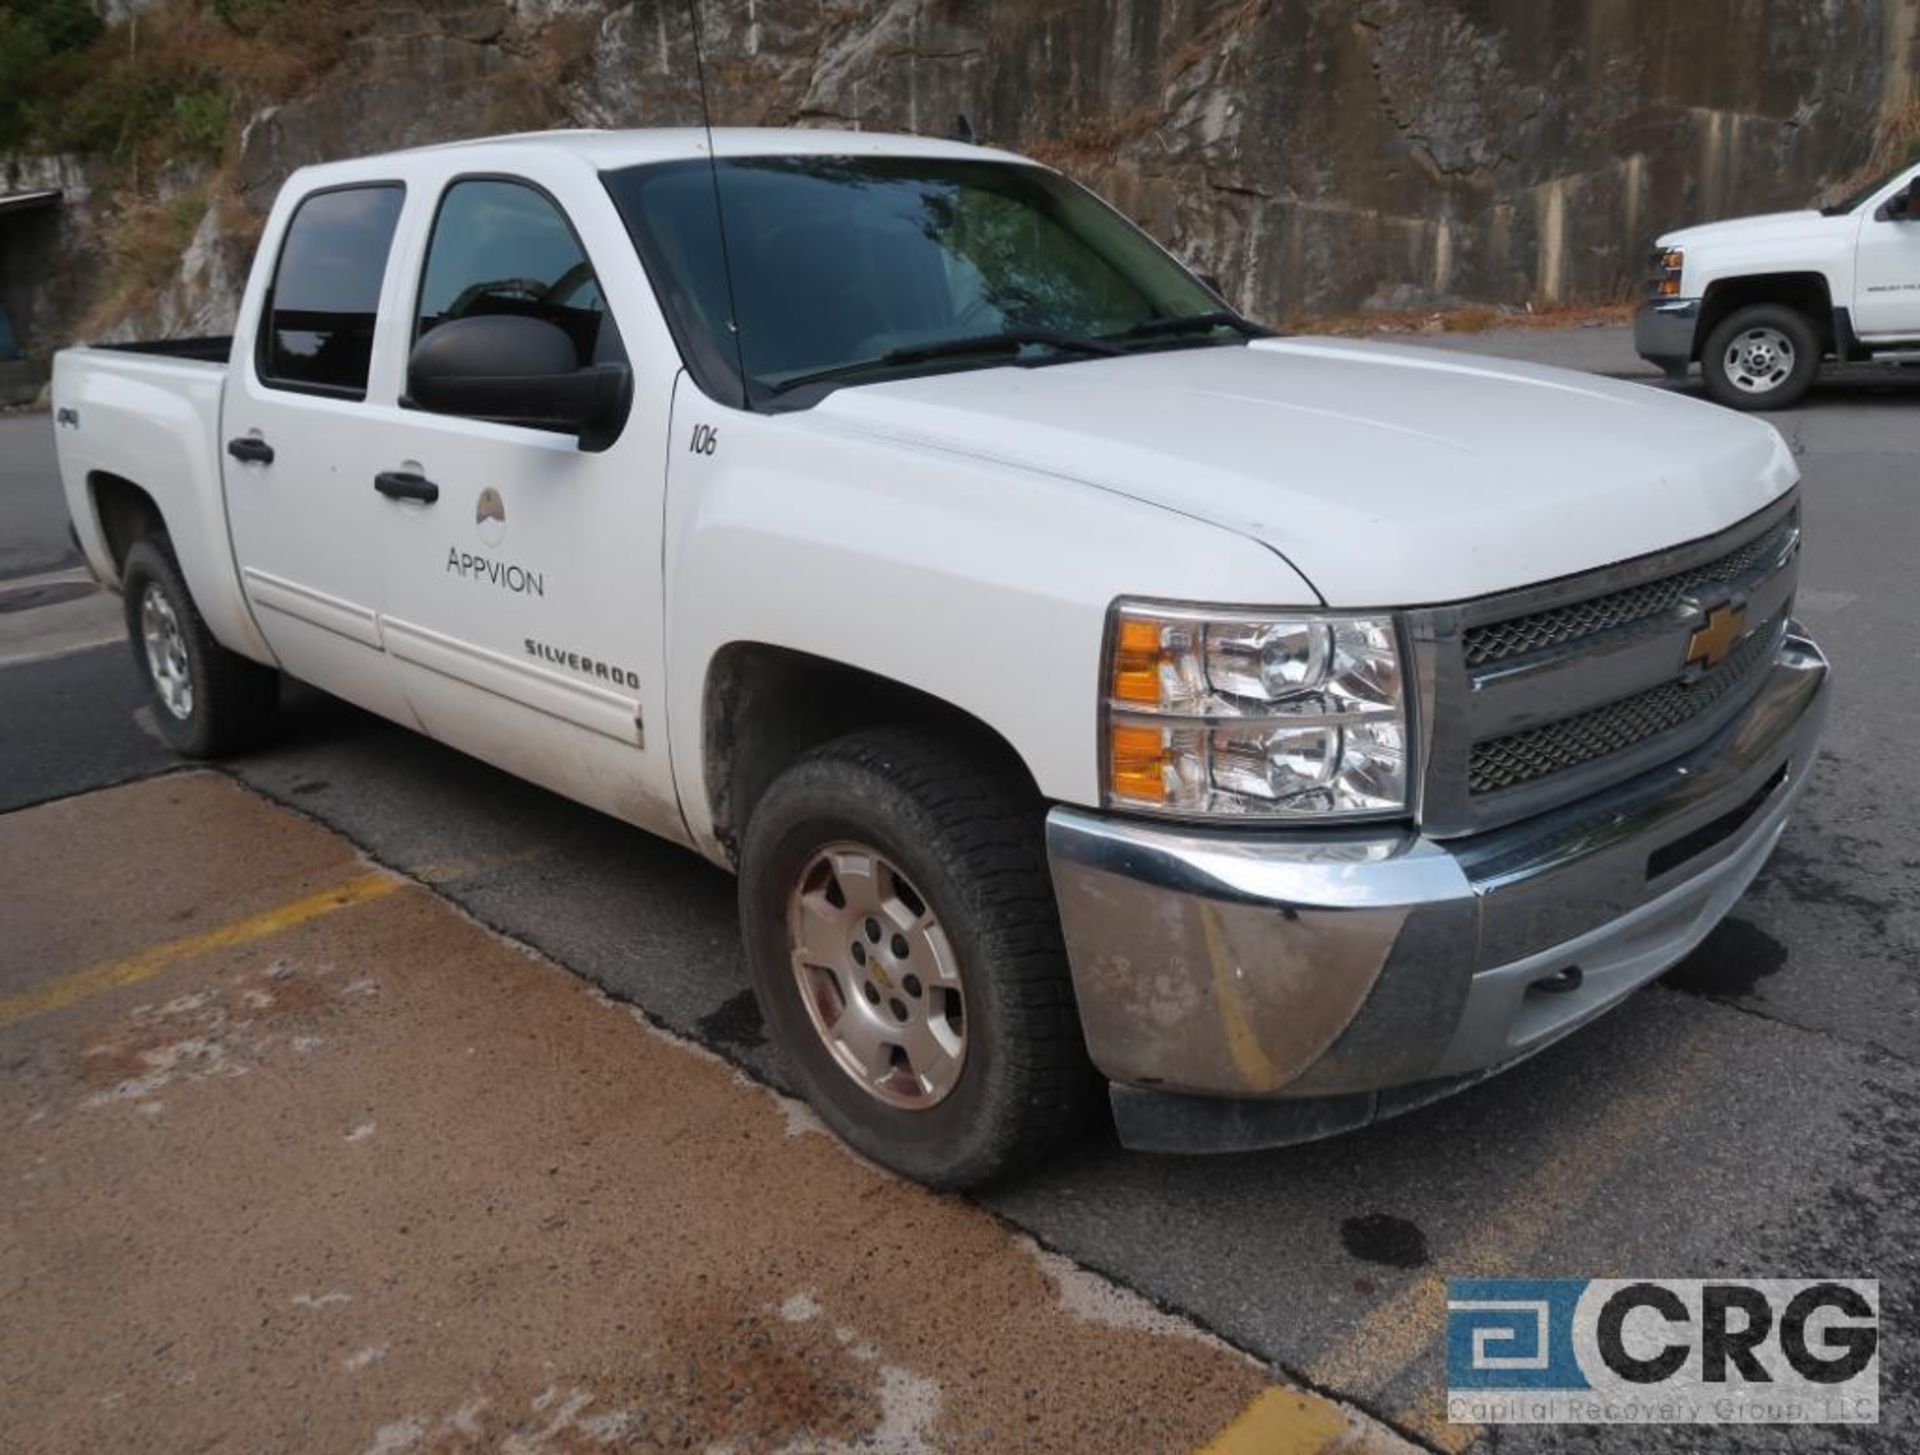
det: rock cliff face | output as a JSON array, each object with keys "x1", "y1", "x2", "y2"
[{"x1": 9, "y1": 0, "x2": 1920, "y2": 351}]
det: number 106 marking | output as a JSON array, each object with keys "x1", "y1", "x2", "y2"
[{"x1": 689, "y1": 423, "x2": 719, "y2": 455}]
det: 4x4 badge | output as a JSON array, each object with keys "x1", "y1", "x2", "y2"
[{"x1": 1686, "y1": 601, "x2": 1747, "y2": 670}]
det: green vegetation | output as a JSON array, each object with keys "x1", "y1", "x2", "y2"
[
  {"x1": 0, "y1": 0, "x2": 375, "y2": 337},
  {"x1": 0, "y1": 0, "x2": 106, "y2": 150},
  {"x1": 0, "y1": 0, "x2": 360, "y2": 164}
]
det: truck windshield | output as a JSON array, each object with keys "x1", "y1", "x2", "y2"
[{"x1": 603, "y1": 155, "x2": 1241, "y2": 407}]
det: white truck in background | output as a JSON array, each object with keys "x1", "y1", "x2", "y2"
[
  {"x1": 1638, "y1": 159, "x2": 1920, "y2": 408},
  {"x1": 54, "y1": 128, "x2": 1828, "y2": 1188}
]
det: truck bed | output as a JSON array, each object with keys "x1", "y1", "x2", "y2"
[
  {"x1": 91, "y1": 336, "x2": 232, "y2": 364},
  {"x1": 50, "y1": 336, "x2": 271, "y2": 665}
]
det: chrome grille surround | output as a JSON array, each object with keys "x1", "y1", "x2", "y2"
[
  {"x1": 1405, "y1": 493, "x2": 1801, "y2": 838},
  {"x1": 1462, "y1": 512, "x2": 1800, "y2": 669}
]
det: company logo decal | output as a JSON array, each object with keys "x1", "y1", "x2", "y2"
[
  {"x1": 476, "y1": 487, "x2": 506, "y2": 548},
  {"x1": 1685, "y1": 601, "x2": 1748, "y2": 670},
  {"x1": 1446, "y1": 1278, "x2": 1878, "y2": 1425}
]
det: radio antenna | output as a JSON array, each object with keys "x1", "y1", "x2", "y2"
[{"x1": 685, "y1": 0, "x2": 750, "y2": 406}]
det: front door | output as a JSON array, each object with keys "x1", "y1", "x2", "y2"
[
  {"x1": 222, "y1": 181, "x2": 417, "y2": 723},
  {"x1": 1853, "y1": 166, "x2": 1920, "y2": 338},
  {"x1": 360, "y1": 173, "x2": 684, "y2": 840}
]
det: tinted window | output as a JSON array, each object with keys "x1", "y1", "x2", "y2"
[
  {"x1": 605, "y1": 156, "x2": 1223, "y2": 407},
  {"x1": 415, "y1": 179, "x2": 617, "y2": 374},
  {"x1": 260, "y1": 185, "x2": 405, "y2": 397}
]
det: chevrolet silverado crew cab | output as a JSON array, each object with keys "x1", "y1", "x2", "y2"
[
  {"x1": 55, "y1": 129, "x2": 1829, "y2": 1188},
  {"x1": 1638, "y1": 158, "x2": 1920, "y2": 409}
]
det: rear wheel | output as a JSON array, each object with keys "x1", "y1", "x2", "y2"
[
  {"x1": 738, "y1": 727, "x2": 1097, "y2": 1188},
  {"x1": 1701, "y1": 304, "x2": 1820, "y2": 410},
  {"x1": 121, "y1": 536, "x2": 279, "y2": 758}
]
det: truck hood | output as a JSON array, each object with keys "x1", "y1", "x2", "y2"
[
  {"x1": 1656, "y1": 209, "x2": 1827, "y2": 249},
  {"x1": 812, "y1": 338, "x2": 1797, "y2": 606}
]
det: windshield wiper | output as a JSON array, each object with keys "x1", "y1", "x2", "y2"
[
  {"x1": 766, "y1": 328, "x2": 1122, "y2": 396},
  {"x1": 1110, "y1": 310, "x2": 1271, "y2": 343}
]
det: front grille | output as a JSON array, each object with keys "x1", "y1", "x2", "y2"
[
  {"x1": 1463, "y1": 511, "x2": 1798, "y2": 669},
  {"x1": 1467, "y1": 610, "x2": 1785, "y2": 795}
]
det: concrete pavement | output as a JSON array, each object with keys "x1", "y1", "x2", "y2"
[{"x1": 3, "y1": 772, "x2": 1405, "y2": 1454}]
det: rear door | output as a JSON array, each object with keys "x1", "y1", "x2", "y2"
[
  {"x1": 357, "y1": 170, "x2": 686, "y2": 839},
  {"x1": 1852, "y1": 165, "x2": 1920, "y2": 338},
  {"x1": 222, "y1": 181, "x2": 417, "y2": 722}
]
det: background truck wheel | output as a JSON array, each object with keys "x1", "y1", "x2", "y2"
[
  {"x1": 738, "y1": 727, "x2": 1097, "y2": 1189},
  {"x1": 1701, "y1": 304, "x2": 1820, "y2": 410},
  {"x1": 120, "y1": 536, "x2": 279, "y2": 758}
]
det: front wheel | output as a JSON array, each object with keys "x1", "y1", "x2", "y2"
[
  {"x1": 1701, "y1": 304, "x2": 1820, "y2": 411},
  {"x1": 121, "y1": 536, "x2": 279, "y2": 758},
  {"x1": 738, "y1": 728, "x2": 1097, "y2": 1189}
]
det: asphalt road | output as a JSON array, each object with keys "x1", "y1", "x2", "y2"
[
  {"x1": 3, "y1": 335, "x2": 1916, "y2": 1452},
  {"x1": 0, "y1": 411, "x2": 79, "y2": 579}
]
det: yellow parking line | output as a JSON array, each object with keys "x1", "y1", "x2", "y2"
[
  {"x1": 1306, "y1": 1028, "x2": 1713, "y2": 1446},
  {"x1": 0, "y1": 871, "x2": 400, "y2": 1032},
  {"x1": 1194, "y1": 1386, "x2": 1353, "y2": 1455}
]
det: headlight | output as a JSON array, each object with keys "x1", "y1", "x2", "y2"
[
  {"x1": 1102, "y1": 602, "x2": 1409, "y2": 819},
  {"x1": 1650, "y1": 246, "x2": 1685, "y2": 298}
]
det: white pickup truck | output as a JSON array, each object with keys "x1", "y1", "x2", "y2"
[
  {"x1": 1637, "y1": 159, "x2": 1920, "y2": 409},
  {"x1": 55, "y1": 128, "x2": 1829, "y2": 1187}
]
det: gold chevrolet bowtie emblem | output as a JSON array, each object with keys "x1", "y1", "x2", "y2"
[{"x1": 1686, "y1": 602, "x2": 1747, "y2": 669}]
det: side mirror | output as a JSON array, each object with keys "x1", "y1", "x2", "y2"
[{"x1": 407, "y1": 314, "x2": 628, "y2": 444}]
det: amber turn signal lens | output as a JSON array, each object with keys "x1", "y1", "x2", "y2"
[
  {"x1": 1110, "y1": 617, "x2": 1164, "y2": 706},
  {"x1": 1109, "y1": 722, "x2": 1168, "y2": 801},
  {"x1": 1657, "y1": 277, "x2": 1681, "y2": 297}
]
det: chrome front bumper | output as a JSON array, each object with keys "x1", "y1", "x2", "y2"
[{"x1": 1046, "y1": 628, "x2": 1830, "y2": 1153}]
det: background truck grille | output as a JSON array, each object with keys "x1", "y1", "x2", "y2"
[
  {"x1": 1467, "y1": 609, "x2": 1786, "y2": 795},
  {"x1": 1463, "y1": 511, "x2": 1798, "y2": 669}
]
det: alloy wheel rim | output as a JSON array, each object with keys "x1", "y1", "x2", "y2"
[
  {"x1": 1725, "y1": 326, "x2": 1795, "y2": 394},
  {"x1": 785, "y1": 841, "x2": 966, "y2": 1110},
  {"x1": 140, "y1": 582, "x2": 194, "y2": 720}
]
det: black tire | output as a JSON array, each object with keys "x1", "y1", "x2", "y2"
[
  {"x1": 738, "y1": 727, "x2": 1097, "y2": 1189},
  {"x1": 1701, "y1": 304, "x2": 1820, "y2": 411},
  {"x1": 121, "y1": 536, "x2": 279, "y2": 758}
]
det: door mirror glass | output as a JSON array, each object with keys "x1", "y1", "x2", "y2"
[{"x1": 407, "y1": 314, "x2": 628, "y2": 443}]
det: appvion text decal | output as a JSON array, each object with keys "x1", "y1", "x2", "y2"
[{"x1": 446, "y1": 548, "x2": 544, "y2": 597}]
